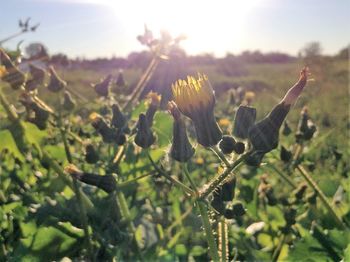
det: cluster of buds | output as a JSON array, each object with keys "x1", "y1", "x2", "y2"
[
  {"x1": 228, "y1": 67, "x2": 311, "y2": 166},
  {"x1": 18, "y1": 18, "x2": 40, "y2": 33},
  {"x1": 90, "y1": 112, "x2": 126, "y2": 145},
  {"x1": 210, "y1": 176, "x2": 246, "y2": 219}
]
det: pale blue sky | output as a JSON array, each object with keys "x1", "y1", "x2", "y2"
[{"x1": 1, "y1": 0, "x2": 349, "y2": 58}]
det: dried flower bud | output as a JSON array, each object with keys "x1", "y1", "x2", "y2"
[
  {"x1": 93, "y1": 74, "x2": 112, "y2": 97},
  {"x1": 135, "y1": 113, "x2": 155, "y2": 148},
  {"x1": 294, "y1": 183, "x2": 307, "y2": 200},
  {"x1": 168, "y1": 101, "x2": 194, "y2": 162},
  {"x1": 307, "y1": 191, "x2": 317, "y2": 205},
  {"x1": 233, "y1": 105, "x2": 256, "y2": 139},
  {"x1": 111, "y1": 103, "x2": 127, "y2": 128},
  {"x1": 0, "y1": 49, "x2": 26, "y2": 89},
  {"x1": 115, "y1": 69, "x2": 126, "y2": 87},
  {"x1": 296, "y1": 107, "x2": 317, "y2": 142},
  {"x1": 284, "y1": 207, "x2": 297, "y2": 226},
  {"x1": 280, "y1": 145, "x2": 292, "y2": 162},
  {"x1": 228, "y1": 89, "x2": 236, "y2": 105},
  {"x1": 145, "y1": 91, "x2": 161, "y2": 126},
  {"x1": 29, "y1": 102, "x2": 50, "y2": 130},
  {"x1": 65, "y1": 164, "x2": 116, "y2": 193},
  {"x1": 63, "y1": 91, "x2": 76, "y2": 111},
  {"x1": 219, "y1": 135, "x2": 236, "y2": 154},
  {"x1": 85, "y1": 143, "x2": 99, "y2": 164},
  {"x1": 47, "y1": 66, "x2": 66, "y2": 92},
  {"x1": 90, "y1": 113, "x2": 117, "y2": 143},
  {"x1": 29, "y1": 64, "x2": 45, "y2": 85}
]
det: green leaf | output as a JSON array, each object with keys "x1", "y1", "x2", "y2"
[
  {"x1": 175, "y1": 244, "x2": 187, "y2": 256},
  {"x1": 191, "y1": 245, "x2": 207, "y2": 257},
  {"x1": 0, "y1": 130, "x2": 24, "y2": 161},
  {"x1": 12, "y1": 225, "x2": 83, "y2": 261},
  {"x1": 22, "y1": 121, "x2": 47, "y2": 146},
  {"x1": 153, "y1": 111, "x2": 172, "y2": 147}
]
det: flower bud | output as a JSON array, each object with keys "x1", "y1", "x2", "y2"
[
  {"x1": 111, "y1": 103, "x2": 127, "y2": 129},
  {"x1": 248, "y1": 102, "x2": 291, "y2": 154},
  {"x1": 135, "y1": 113, "x2": 155, "y2": 148},
  {"x1": 172, "y1": 74, "x2": 222, "y2": 147},
  {"x1": 233, "y1": 105, "x2": 256, "y2": 139},
  {"x1": 29, "y1": 102, "x2": 50, "y2": 130},
  {"x1": 168, "y1": 101, "x2": 194, "y2": 162},
  {"x1": 280, "y1": 145, "x2": 292, "y2": 162},
  {"x1": 0, "y1": 49, "x2": 25, "y2": 90},
  {"x1": 93, "y1": 74, "x2": 112, "y2": 97},
  {"x1": 224, "y1": 202, "x2": 246, "y2": 219},
  {"x1": 282, "y1": 121, "x2": 292, "y2": 136},
  {"x1": 231, "y1": 202, "x2": 246, "y2": 216},
  {"x1": 221, "y1": 176, "x2": 236, "y2": 201},
  {"x1": 85, "y1": 143, "x2": 99, "y2": 164},
  {"x1": 234, "y1": 142, "x2": 245, "y2": 154},
  {"x1": 63, "y1": 91, "x2": 76, "y2": 111},
  {"x1": 65, "y1": 164, "x2": 116, "y2": 193},
  {"x1": 47, "y1": 66, "x2": 66, "y2": 92},
  {"x1": 219, "y1": 135, "x2": 236, "y2": 154}
]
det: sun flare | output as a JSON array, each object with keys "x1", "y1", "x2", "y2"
[{"x1": 108, "y1": 0, "x2": 261, "y2": 55}]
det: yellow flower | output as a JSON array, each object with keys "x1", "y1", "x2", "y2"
[
  {"x1": 172, "y1": 73, "x2": 214, "y2": 117},
  {"x1": 219, "y1": 118, "x2": 231, "y2": 128},
  {"x1": 0, "y1": 65, "x2": 7, "y2": 78},
  {"x1": 146, "y1": 91, "x2": 161, "y2": 107},
  {"x1": 195, "y1": 157, "x2": 204, "y2": 165},
  {"x1": 171, "y1": 73, "x2": 222, "y2": 147},
  {"x1": 244, "y1": 91, "x2": 255, "y2": 105}
]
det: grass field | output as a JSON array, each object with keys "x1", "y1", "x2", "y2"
[{"x1": 0, "y1": 46, "x2": 349, "y2": 261}]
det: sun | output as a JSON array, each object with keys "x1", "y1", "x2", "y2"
[{"x1": 107, "y1": 0, "x2": 262, "y2": 56}]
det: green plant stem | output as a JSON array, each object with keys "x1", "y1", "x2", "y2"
[
  {"x1": 218, "y1": 218, "x2": 228, "y2": 262},
  {"x1": 198, "y1": 152, "x2": 251, "y2": 200},
  {"x1": 117, "y1": 172, "x2": 154, "y2": 188},
  {"x1": 211, "y1": 146, "x2": 231, "y2": 167},
  {"x1": 145, "y1": 150, "x2": 195, "y2": 196},
  {"x1": 182, "y1": 164, "x2": 198, "y2": 193},
  {"x1": 296, "y1": 165, "x2": 346, "y2": 229},
  {"x1": 115, "y1": 191, "x2": 142, "y2": 260},
  {"x1": 272, "y1": 233, "x2": 286, "y2": 262},
  {"x1": 57, "y1": 109, "x2": 95, "y2": 261},
  {"x1": 197, "y1": 201, "x2": 220, "y2": 262},
  {"x1": 182, "y1": 164, "x2": 219, "y2": 261},
  {"x1": 265, "y1": 163, "x2": 297, "y2": 189}
]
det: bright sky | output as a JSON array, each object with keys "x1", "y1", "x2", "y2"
[{"x1": 1, "y1": 0, "x2": 349, "y2": 58}]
